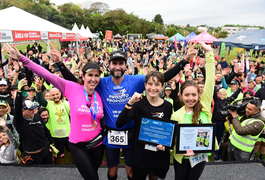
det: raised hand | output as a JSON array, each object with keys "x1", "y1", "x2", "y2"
[
  {"x1": 257, "y1": 57, "x2": 261, "y2": 64},
  {"x1": 185, "y1": 42, "x2": 197, "y2": 62},
  {"x1": 128, "y1": 92, "x2": 143, "y2": 105},
  {"x1": 0, "y1": 69, "x2": 3, "y2": 77},
  {"x1": 49, "y1": 42, "x2": 61, "y2": 63},
  {"x1": 18, "y1": 78, "x2": 27, "y2": 91},
  {"x1": 234, "y1": 64, "x2": 240, "y2": 73},
  {"x1": 241, "y1": 81, "x2": 246, "y2": 89},
  {"x1": 0, "y1": 118, "x2": 7, "y2": 128},
  {"x1": 13, "y1": 61, "x2": 20, "y2": 72},
  {"x1": 221, "y1": 69, "x2": 227, "y2": 77},
  {"x1": 35, "y1": 76, "x2": 44, "y2": 90},
  {"x1": 198, "y1": 41, "x2": 213, "y2": 53},
  {"x1": 4, "y1": 44, "x2": 22, "y2": 60}
]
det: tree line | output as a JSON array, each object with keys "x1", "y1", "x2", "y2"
[{"x1": 1, "y1": 0, "x2": 262, "y2": 39}]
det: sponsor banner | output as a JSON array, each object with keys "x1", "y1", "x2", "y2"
[
  {"x1": 0, "y1": 30, "x2": 13, "y2": 42},
  {"x1": 13, "y1": 30, "x2": 41, "y2": 41},
  {"x1": 105, "y1": 30, "x2": 113, "y2": 41},
  {"x1": 48, "y1": 32, "x2": 62, "y2": 39},
  {"x1": 41, "y1": 31, "x2": 48, "y2": 40},
  {"x1": 60, "y1": 33, "x2": 76, "y2": 41}
]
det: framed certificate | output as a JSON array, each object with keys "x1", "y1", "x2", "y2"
[
  {"x1": 137, "y1": 115, "x2": 177, "y2": 149},
  {"x1": 175, "y1": 123, "x2": 216, "y2": 153}
]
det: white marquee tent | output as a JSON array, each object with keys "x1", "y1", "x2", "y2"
[{"x1": 0, "y1": 6, "x2": 71, "y2": 32}]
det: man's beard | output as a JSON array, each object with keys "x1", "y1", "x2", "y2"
[
  {"x1": 110, "y1": 69, "x2": 125, "y2": 78},
  {"x1": 216, "y1": 80, "x2": 221, "y2": 85}
]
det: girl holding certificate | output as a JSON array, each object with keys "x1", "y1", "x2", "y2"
[
  {"x1": 116, "y1": 71, "x2": 173, "y2": 180},
  {"x1": 171, "y1": 42, "x2": 215, "y2": 180}
]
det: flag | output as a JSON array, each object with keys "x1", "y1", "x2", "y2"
[{"x1": 174, "y1": 36, "x2": 177, "y2": 49}]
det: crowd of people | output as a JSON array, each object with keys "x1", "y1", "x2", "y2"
[{"x1": 0, "y1": 38, "x2": 265, "y2": 180}]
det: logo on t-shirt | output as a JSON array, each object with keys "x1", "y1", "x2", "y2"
[
  {"x1": 107, "y1": 88, "x2": 131, "y2": 104},
  {"x1": 151, "y1": 112, "x2": 164, "y2": 118}
]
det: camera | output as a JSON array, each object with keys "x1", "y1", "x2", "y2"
[
  {"x1": 220, "y1": 97, "x2": 259, "y2": 120},
  {"x1": 18, "y1": 73, "x2": 26, "y2": 80}
]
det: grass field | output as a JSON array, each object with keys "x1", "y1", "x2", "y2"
[{"x1": 1, "y1": 40, "x2": 60, "y2": 58}]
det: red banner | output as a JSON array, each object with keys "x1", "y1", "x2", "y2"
[
  {"x1": 60, "y1": 33, "x2": 77, "y2": 41},
  {"x1": 12, "y1": 31, "x2": 41, "y2": 41},
  {"x1": 48, "y1": 32, "x2": 62, "y2": 39},
  {"x1": 105, "y1": 30, "x2": 113, "y2": 41}
]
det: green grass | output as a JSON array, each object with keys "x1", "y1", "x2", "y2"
[
  {"x1": 213, "y1": 47, "x2": 265, "y2": 64},
  {"x1": 2, "y1": 40, "x2": 60, "y2": 58}
]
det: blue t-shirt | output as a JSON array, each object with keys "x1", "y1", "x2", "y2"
[{"x1": 96, "y1": 74, "x2": 145, "y2": 148}]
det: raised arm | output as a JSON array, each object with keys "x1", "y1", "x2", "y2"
[
  {"x1": 199, "y1": 42, "x2": 215, "y2": 113},
  {"x1": 164, "y1": 43, "x2": 196, "y2": 82},
  {"x1": 116, "y1": 92, "x2": 142, "y2": 128},
  {"x1": 4, "y1": 44, "x2": 66, "y2": 93},
  {"x1": 13, "y1": 80, "x2": 25, "y2": 128}
]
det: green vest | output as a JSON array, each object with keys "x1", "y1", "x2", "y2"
[
  {"x1": 205, "y1": 138, "x2": 209, "y2": 146},
  {"x1": 200, "y1": 137, "x2": 205, "y2": 143},
  {"x1": 164, "y1": 97, "x2": 174, "y2": 112},
  {"x1": 230, "y1": 118, "x2": 265, "y2": 152},
  {"x1": 226, "y1": 88, "x2": 243, "y2": 102},
  {"x1": 197, "y1": 137, "x2": 200, "y2": 142},
  {"x1": 150, "y1": 60, "x2": 156, "y2": 68}
]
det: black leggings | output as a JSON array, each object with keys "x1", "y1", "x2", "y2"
[
  {"x1": 133, "y1": 165, "x2": 169, "y2": 180},
  {"x1": 69, "y1": 143, "x2": 105, "y2": 180},
  {"x1": 174, "y1": 159, "x2": 205, "y2": 180}
]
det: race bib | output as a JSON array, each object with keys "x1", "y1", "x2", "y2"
[
  {"x1": 144, "y1": 144, "x2": 157, "y2": 152},
  {"x1": 54, "y1": 129, "x2": 66, "y2": 137},
  {"x1": 189, "y1": 153, "x2": 208, "y2": 168},
  {"x1": 108, "y1": 130, "x2": 128, "y2": 145}
]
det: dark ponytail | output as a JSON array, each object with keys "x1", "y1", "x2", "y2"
[{"x1": 180, "y1": 81, "x2": 202, "y2": 125}]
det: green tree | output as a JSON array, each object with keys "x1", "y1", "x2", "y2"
[
  {"x1": 89, "y1": 2, "x2": 109, "y2": 14},
  {"x1": 166, "y1": 27, "x2": 177, "y2": 37},
  {"x1": 58, "y1": 3, "x2": 85, "y2": 29},
  {"x1": 153, "y1": 14, "x2": 163, "y2": 25},
  {"x1": 218, "y1": 31, "x2": 228, "y2": 38}
]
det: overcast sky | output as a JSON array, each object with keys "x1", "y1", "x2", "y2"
[{"x1": 51, "y1": 0, "x2": 265, "y2": 27}]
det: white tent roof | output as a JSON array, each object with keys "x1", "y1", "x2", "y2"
[
  {"x1": 78, "y1": 24, "x2": 97, "y2": 38},
  {"x1": 0, "y1": 6, "x2": 71, "y2": 32},
  {"x1": 86, "y1": 26, "x2": 98, "y2": 38},
  {"x1": 71, "y1": 23, "x2": 79, "y2": 32}
]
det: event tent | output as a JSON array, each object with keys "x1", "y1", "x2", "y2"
[
  {"x1": 151, "y1": 34, "x2": 168, "y2": 40},
  {"x1": 213, "y1": 30, "x2": 265, "y2": 50},
  {"x1": 0, "y1": 6, "x2": 89, "y2": 43},
  {"x1": 181, "y1": 32, "x2": 197, "y2": 41},
  {"x1": 0, "y1": 6, "x2": 71, "y2": 32},
  {"x1": 189, "y1": 31, "x2": 218, "y2": 43},
  {"x1": 169, "y1": 33, "x2": 184, "y2": 41},
  {"x1": 71, "y1": 24, "x2": 97, "y2": 39},
  {"x1": 146, "y1": 33, "x2": 155, "y2": 39},
  {"x1": 114, "y1": 33, "x2": 122, "y2": 39},
  {"x1": 85, "y1": 27, "x2": 98, "y2": 38},
  {"x1": 71, "y1": 23, "x2": 80, "y2": 32}
]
